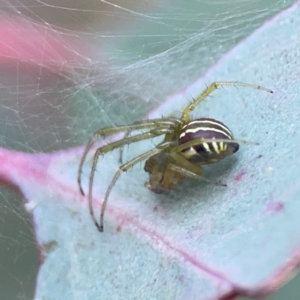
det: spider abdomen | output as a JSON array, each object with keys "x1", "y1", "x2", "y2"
[{"x1": 179, "y1": 118, "x2": 239, "y2": 164}]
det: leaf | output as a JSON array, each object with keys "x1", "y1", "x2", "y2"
[{"x1": 1, "y1": 2, "x2": 300, "y2": 300}]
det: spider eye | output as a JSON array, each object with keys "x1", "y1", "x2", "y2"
[{"x1": 179, "y1": 118, "x2": 238, "y2": 163}]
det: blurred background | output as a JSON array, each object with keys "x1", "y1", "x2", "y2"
[{"x1": 0, "y1": 0, "x2": 298, "y2": 299}]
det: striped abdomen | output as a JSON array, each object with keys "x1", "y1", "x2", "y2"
[{"x1": 179, "y1": 118, "x2": 239, "y2": 164}]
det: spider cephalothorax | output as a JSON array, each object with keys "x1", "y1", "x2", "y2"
[{"x1": 78, "y1": 81, "x2": 272, "y2": 232}]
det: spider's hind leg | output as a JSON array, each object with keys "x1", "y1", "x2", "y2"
[
  {"x1": 168, "y1": 152, "x2": 227, "y2": 187},
  {"x1": 144, "y1": 151, "x2": 184, "y2": 194}
]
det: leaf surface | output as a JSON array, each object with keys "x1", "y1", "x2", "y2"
[{"x1": 1, "y1": 2, "x2": 300, "y2": 300}]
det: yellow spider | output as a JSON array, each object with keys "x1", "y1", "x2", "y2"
[{"x1": 78, "y1": 81, "x2": 272, "y2": 232}]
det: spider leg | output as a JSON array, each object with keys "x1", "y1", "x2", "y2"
[
  {"x1": 118, "y1": 117, "x2": 183, "y2": 164},
  {"x1": 181, "y1": 81, "x2": 273, "y2": 122},
  {"x1": 118, "y1": 129, "x2": 131, "y2": 164},
  {"x1": 89, "y1": 127, "x2": 173, "y2": 230},
  {"x1": 77, "y1": 118, "x2": 180, "y2": 195},
  {"x1": 87, "y1": 127, "x2": 174, "y2": 232},
  {"x1": 78, "y1": 136, "x2": 97, "y2": 195},
  {"x1": 168, "y1": 152, "x2": 226, "y2": 186},
  {"x1": 99, "y1": 140, "x2": 174, "y2": 232}
]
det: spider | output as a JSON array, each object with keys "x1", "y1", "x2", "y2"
[{"x1": 78, "y1": 81, "x2": 272, "y2": 232}]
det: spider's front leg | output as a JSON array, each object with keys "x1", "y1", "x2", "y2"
[
  {"x1": 77, "y1": 118, "x2": 181, "y2": 195},
  {"x1": 181, "y1": 81, "x2": 273, "y2": 121},
  {"x1": 87, "y1": 128, "x2": 173, "y2": 232}
]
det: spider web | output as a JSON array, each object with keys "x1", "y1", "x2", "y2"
[{"x1": 0, "y1": 0, "x2": 297, "y2": 299}]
